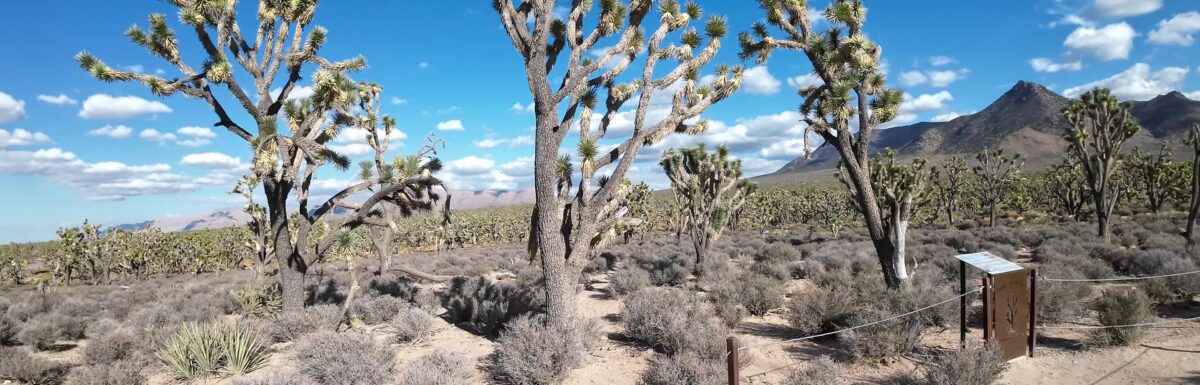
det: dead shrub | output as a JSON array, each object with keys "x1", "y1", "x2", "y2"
[
  {"x1": 64, "y1": 360, "x2": 147, "y2": 385},
  {"x1": 400, "y1": 350, "x2": 474, "y2": 385},
  {"x1": 923, "y1": 342, "x2": 1007, "y2": 385},
  {"x1": 637, "y1": 352, "x2": 724, "y2": 385},
  {"x1": 622, "y1": 287, "x2": 726, "y2": 358},
  {"x1": 0, "y1": 346, "x2": 69, "y2": 385},
  {"x1": 491, "y1": 315, "x2": 597, "y2": 385},
  {"x1": 271, "y1": 304, "x2": 342, "y2": 342},
  {"x1": 392, "y1": 306, "x2": 437, "y2": 344},
  {"x1": 292, "y1": 331, "x2": 394, "y2": 385}
]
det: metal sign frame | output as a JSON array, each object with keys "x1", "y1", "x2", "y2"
[{"x1": 956, "y1": 251, "x2": 1037, "y2": 360}]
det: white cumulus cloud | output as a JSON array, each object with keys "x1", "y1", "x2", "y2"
[
  {"x1": 1064, "y1": 63, "x2": 1189, "y2": 100},
  {"x1": 1148, "y1": 12, "x2": 1200, "y2": 46},
  {"x1": 78, "y1": 94, "x2": 171, "y2": 119},
  {"x1": 139, "y1": 128, "x2": 178, "y2": 144},
  {"x1": 88, "y1": 125, "x2": 134, "y2": 139},
  {"x1": 742, "y1": 66, "x2": 782, "y2": 95},
  {"x1": 0, "y1": 92, "x2": 27, "y2": 123},
  {"x1": 1064, "y1": 22, "x2": 1136, "y2": 61},
  {"x1": 1086, "y1": 0, "x2": 1162, "y2": 19},
  {"x1": 181, "y1": 152, "x2": 245, "y2": 170},
  {"x1": 36, "y1": 94, "x2": 77, "y2": 105},
  {"x1": 0, "y1": 128, "x2": 51, "y2": 148},
  {"x1": 1030, "y1": 58, "x2": 1084, "y2": 73},
  {"x1": 437, "y1": 119, "x2": 465, "y2": 131},
  {"x1": 901, "y1": 91, "x2": 954, "y2": 113}
]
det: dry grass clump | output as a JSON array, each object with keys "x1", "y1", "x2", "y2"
[
  {"x1": 923, "y1": 342, "x2": 1007, "y2": 385},
  {"x1": 292, "y1": 331, "x2": 393, "y2": 385},
  {"x1": 392, "y1": 305, "x2": 437, "y2": 344},
  {"x1": 638, "y1": 352, "x2": 724, "y2": 385},
  {"x1": 491, "y1": 315, "x2": 598, "y2": 385},
  {"x1": 622, "y1": 287, "x2": 727, "y2": 358},
  {"x1": 609, "y1": 264, "x2": 652, "y2": 297},
  {"x1": 0, "y1": 346, "x2": 69, "y2": 385},
  {"x1": 400, "y1": 350, "x2": 474, "y2": 385},
  {"x1": 64, "y1": 360, "x2": 147, "y2": 385},
  {"x1": 270, "y1": 304, "x2": 342, "y2": 342},
  {"x1": 83, "y1": 328, "x2": 142, "y2": 365},
  {"x1": 783, "y1": 356, "x2": 843, "y2": 385}
]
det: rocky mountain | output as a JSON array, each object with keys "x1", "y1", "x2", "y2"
[
  {"x1": 116, "y1": 189, "x2": 536, "y2": 233},
  {"x1": 772, "y1": 81, "x2": 1200, "y2": 176}
]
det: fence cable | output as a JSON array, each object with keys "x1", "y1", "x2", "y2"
[
  {"x1": 1040, "y1": 315, "x2": 1200, "y2": 330},
  {"x1": 736, "y1": 286, "x2": 982, "y2": 352},
  {"x1": 1040, "y1": 269, "x2": 1200, "y2": 282}
]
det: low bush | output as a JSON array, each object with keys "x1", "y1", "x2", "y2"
[
  {"x1": 783, "y1": 356, "x2": 842, "y2": 385},
  {"x1": 839, "y1": 306, "x2": 923, "y2": 361},
  {"x1": 18, "y1": 314, "x2": 66, "y2": 350},
  {"x1": 738, "y1": 273, "x2": 786, "y2": 316},
  {"x1": 634, "y1": 254, "x2": 691, "y2": 286},
  {"x1": 233, "y1": 280, "x2": 283, "y2": 318},
  {"x1": 622, "y1": 287, "x2": 726, "y2": 358},
  {"x1": 83, "y1": 329, "x2": 140, "y2": 365},
  {"x1": 230, "y1": 373, "x2": 317, "y2": 385},
  {"x1": 400, "y1": 350, "x2": 474, "y2": 385},
  {"x1": 0, "y1": 315, "x2": 16, "y2": 345},
  {"x1": 491, "y1": 315, "x2": 597, "y2": 385},
  {"x1": 64, "y1": 361, "x2": 147, "y2": 385},
  {"x1": 271, "y1": 304, "x2": 342, "y2": 342},
  {"x1": 5, "y1": 292, "x2": 55, "y2": 322},
  {"x1": 293, "y1": 331, "x2": 393, "y2": 385},
  {"x1": 609, "y1": 264, "x2": 652, "y2": 297},
  {"x1": 84, "y1": 318, "x2": 121, "y2": 339},
  {"x1": 637, "y1": 352, "x2": 723, "y2": 385},
  {"x1": 393, "y1": 306, "x2": 437, "y2": 344},
  {"x1": 786, "y1": 285, "x2": 857, "y2": 335},
  {"x1": 1036, "y1": 262, "x2": 1095, "y2": 323},
  {"x1": 353, "y1": 295, "x2": 407, "y2": 325},
  {"x1": 1089, "y1": 288, "x2": 1151, "y2": 347},
  {"x1": 445, "y1": 276, "x2": 545, "y2": 336},
  {"x1": 0, "y1": 346, "x2": 69, "y2": 385},
  {"x1": 923, "y1": 342, "x2": 1007, "y2": 385}
]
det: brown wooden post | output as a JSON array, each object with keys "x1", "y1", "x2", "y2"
[
  {"x1": 1029, "y1": 268, "x2": 1038, "y2": 357},
  {"x1": 960, "y1": 259, "x2": 968, "y2": 349},
  {"x1": 727, "y1": 336, "x2": 739, "y2": 385},
  {"x1": 982, "y1": 274, "x2": 993, "y2": 342}
]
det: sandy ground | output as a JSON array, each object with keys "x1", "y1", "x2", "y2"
[{"x1": 22, "y1": 273, "x2": 1200, "y2": 385}]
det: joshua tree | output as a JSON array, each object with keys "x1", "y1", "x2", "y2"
[
  {"x1": 618, "y1": 182, "x2": 654, "y2": 244},
  {"x1": 1185, "y1": 124, "x2": 1200, "y2": 244},
  {"x1": 661, "y1": 144, "x2": 757, "y2": 271},
  {"x1": 1063, "y1": 88, "x2": 1141, "y2": 242},
  {"x1": 79, "y1": 2, "x2": 449, "y2": 312},
  {"x1": 1126, "y1": 144, "x2": 1184, "y2": 214},
  {"x1": 931, "y1": 156, "x2": 970, "y2": 225},
  {"x1": 233, "y1": 175, "x2": 272, "y2": 277},
  {"x1": 742, "y1": 0, "x2": 913, "y2": 287},
  {"x1": 1042, "y1": 157, "x2": 1090, "y2": 221},
  {"x1": 840, "y1": 149, "x2": 930, "y2": 282},
  {"x1": 496, "y1": 0, "x2": 742, "y2": 327},
  {"x1": 973, "y1": 148, "x2": 1023, "y2": 227}
]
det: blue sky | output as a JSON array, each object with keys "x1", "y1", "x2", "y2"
[{"x1": 0, "y1": 0, "x2": 1198, "y2": 242}]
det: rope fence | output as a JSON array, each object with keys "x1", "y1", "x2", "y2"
[
  {"x1": 724, "y1": 266, "x2": 1200, "y2": 384},
  {"x1": 1039, "y1": 269, "x2": 1200, "y2": 282}
]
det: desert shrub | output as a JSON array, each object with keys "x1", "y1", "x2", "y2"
[
  {"x1": 18, "y1": 314, "x2": 66, "y2": 350},
  {"x1": 1034, "y1": 238, "x2": 1086, "y2": 263},
  {"x1": 0, "y1": 315, "x2": 16, "y2": 345},
  {"x1": 445, "y1": 276, "x2": 545, "y2": 336},
  {"x1": 839, "y1": 306, "x2": 924, "y2": 360},
  {"x1": 271, "y1": 304, "x2": 342, "y2": 342},
  {"x1": 908, "y1": 270, "x2": 957, "y2": 328},
  {"x1": 923, "y1": 342, "x2": 1007, "y2": 385},
  {"x1": 622, "y1": 287, "x2": 726, "y2": 358},
  {"x1": 353, "y1": 295, "x2": 406, "y2": 325},
  {"x1": 786, "y1": 285, "x2": 857, "y2": 335},
  {"x1": 5, "y1": 292, "x2": 55, "y2": 322},
  {"x1": 637, "y1": 352, "x2": 723, "y2": 385},
  {"x1": 783, "y1": 356, "x2": 842, "y2": 385},
  {"x1": 0, "y1": 346, "x2": 69, "y2": 385},
  {"x1": 293, "y1": 331, "x2": 393, "y2": 385},
  {"x1": 392, "y1": 306, "x2": 437, "y2": 344},
  {"x1": 977, "y1": 226, "x2": 1023, "y2": 248},
  {"x1": 491, "y1": 315, "x2": 597, "y2": 385},
  {"x1": 634, "y1": 254, "x2": 690, "y2": 286},
  {"x1": 1036, "y1": 262, "x2": 1095, "y2": 323},
  {"x1": 85, "y1": 318, "x2": 121, "y2": 339},
  {"x1": 753, "y1": 243, "x2": 799, "y2": 280},
  {"x1": 233, "y1": 280, "x2": 283, "y2": 318},
  {"x1": 1142, "y1": 233, "x2": 1187, "y2": 254},
  {"x1": 739, "y1": 273, "x2": 786, "y2": 316},
  {"x1": 84, "y1": 329, "x2": 140, "y2": 365},
  {"x1": 1089, "y1": 288, "x2": 1151, "y2": 347},
  {"x1": 64, "y1": 361, "x2": 146, "y2": 385},
  {"x1": 609, "y1": 264, "x2": 652, "y2": 297},
  {"x1": 155, "y1": 320, "x2": 271, "y2": 380},
  {"x1": 400, "y1": 350, "x2": 474, "y2": 385},
  {"x1": 941, "y1": 230, "x2": 981, "y2": 252},
  {"x1": 980, "y1": 242, "x2": 1017, "y2": 260}
]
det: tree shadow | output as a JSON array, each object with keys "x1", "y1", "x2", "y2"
[
  {"x1": 738, "y1": 319, "x2": 800, "y2": 341},
  {"x1": 1036, "y1": 334, "x2": 1085, "y2": 351},
  {"x1": 1155, "y1": 301, "x2": 1200, "y2": 319}
]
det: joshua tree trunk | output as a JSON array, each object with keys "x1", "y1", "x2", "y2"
[
  {"x1": 843, "y1": 156, "x2": 904, "y2": 288},
  {"x1": 1188, "y1": 139, "x2": 1200, "y2": 244}
]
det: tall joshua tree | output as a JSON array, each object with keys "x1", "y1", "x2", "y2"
[
  {"x1": 973, "y1": 148, "x2": 1023, "y2": 227},
  {"x1": 840, "y1": 149, "x2": 930, "y2": 282},
  {"x1": 931, "y1": 156, "x2": 969, "y2": 225},
  {"x1": 496, "y1": 0, "x2": 742, "y2": 327},
  {"x1": 79, "y1": 1, "x2": 447, "y2": 312},
  {"x1": 1063, "y1": 88, "x2": 1141, "y2": 242},
  {"x1": 741, "y1": 0, "x2": 913, "y2": 287},
  {"x1": 661, "y1": 144, "x2": 757, "y2": 271}
]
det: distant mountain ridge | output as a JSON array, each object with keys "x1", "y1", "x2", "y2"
[
  {"x1": 117, "y1": 188, "x2": 537, "y2": 233},
  {"x1": 773, "y1": 81, "x2": 1200, "y2": 175}
]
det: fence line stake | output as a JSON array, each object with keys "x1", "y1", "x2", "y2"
[{"x1": 727, "y1": 336, "x2": 740, "y2": 385}]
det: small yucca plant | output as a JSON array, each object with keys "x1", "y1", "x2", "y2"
[
  {"x1": 220, "y1": 321, "x2": 271, "y2": 375},
  {"x1": 156, "y1": 321, "x2": 272, "y2": 380}
]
